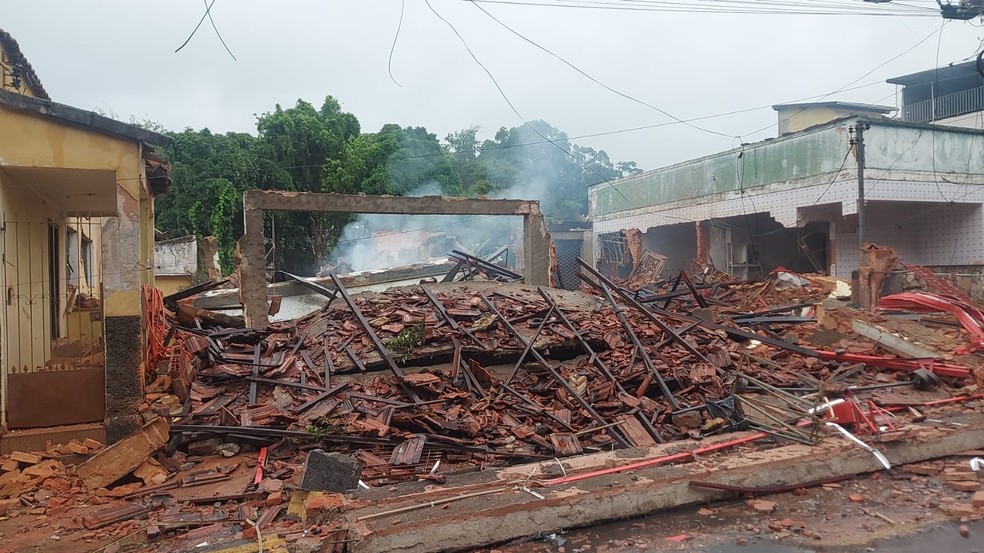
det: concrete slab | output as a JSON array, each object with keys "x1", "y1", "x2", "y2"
[{"x1": 344, "y1": 413, "x2": 984, "y2": 553}]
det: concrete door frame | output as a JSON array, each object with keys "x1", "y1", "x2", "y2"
[{"x1": 238, "y1": 190, "x2": 550, "y2": 329}]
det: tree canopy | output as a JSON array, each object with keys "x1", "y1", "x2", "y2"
[{"x1": 154, "y1": 97, "x2": 642, "y2": 275}]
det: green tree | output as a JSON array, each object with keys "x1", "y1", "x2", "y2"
[
  {"x1": 254, "y1": 97, "x2": 361, "y2": 273},
  {"x1": 325, "y1": 124, "x2": 462, "y2": 198},
  {"x1": 155, "y1": 129, "x2": 261, "y2": 272},
  {"x1": 155, "y1": 100, "x2": 643, "y2": 277}
]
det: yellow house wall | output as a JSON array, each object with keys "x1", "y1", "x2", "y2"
[
  {"x1": 778, "y1": 107, "x2": 856, "y2": 135},
  {"x1": 0, "y1": 43, "x2": 40, "y2": 98},
  {"x1": 0, "y1": 108, "x2": 142, "y2": 198},
  {"x1": 65, "y1": 310, "x2": 102, "y2": 354},
  {"x1": 0, "y1": 108, "x2": 151, "y2": 318},
  {"x1": 156, "y1": 275, "x2": 194, "y2": 297}
]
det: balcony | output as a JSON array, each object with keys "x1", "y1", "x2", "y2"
[{"x1": 902, "y1": 86, "x2": 984, "y2": 123}]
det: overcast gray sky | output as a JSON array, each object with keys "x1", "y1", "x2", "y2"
[{"x1": 2, "y1": 0, "x2": 981, "y2": 169}]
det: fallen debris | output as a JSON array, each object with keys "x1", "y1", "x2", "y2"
[
  {"x1": 2, "y1": 244, "x2": 983, "y2": 552},
  {"x1": 299, "y1": 450, "x2": 363, "y2": 492},
  {"x1": 77, "y1": 417, "x2": 170, "y2": 490}
]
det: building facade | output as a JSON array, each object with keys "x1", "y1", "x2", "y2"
[
  {"x1": 889, "y1": 60, "x2": 984, "y2": 129},
  {"x1": 588, "y1": 115, "x2": 984, "y2": 283},
  {"x1": 0, "y1": 30, "x2": 172, "y2": 447}
]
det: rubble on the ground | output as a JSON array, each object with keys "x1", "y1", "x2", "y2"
[{"x1": 2, "y1": 248, "x2": 984, "y2": 552}]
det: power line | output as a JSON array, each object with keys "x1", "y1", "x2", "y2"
[
  {"x1": 468, "y1": 0, "x2": 735, "y2": 138},
  {"x1": 423, "y1": 0, "x2": 643, "y2": 211},
  {"x1": 462, "y1": 0, "x2": 939, "y2": 16},
  {"x1": 930, "y1": 20, "x2": 952, "y2": 202},
  {"x1": 174, "y1": 0, "x2": 216, "y2": 54},
  {"x1": 174, "y1": 0, "x2": 236, "y2": 60},
  {"x1": 811, "y1": 147, "x2": 853, "y2": 207},
  {"x1": 388, "y1": 0, "x2": 406, "y2": 87},
  {"x1": 740, "y1": 22, "x2": 944, "y2": 139},
  {"x1": 203, "y1": 0, "x2": 237, "y2": 61},
  {"x1": 157, "y1": 79, "x2": 889, "y2": 176}
]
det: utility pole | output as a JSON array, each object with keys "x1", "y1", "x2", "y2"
[{"x1": 851, "y1": 123, "x2": 868, "y2": 252}]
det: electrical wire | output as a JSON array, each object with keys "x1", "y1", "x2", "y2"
[
  {"x1": 203, "y1": 0, "x2": 237, "y2": 61},
  {"x1": 462, "y1": 0, "x2": 939, "y2": 16},
  {"x1": 741, "y1": 22, "x2": 944, "y2": 139},
  {"x1": 423, "y1": 0, "x2": 642, "y2": 211},
  {"x1": 931, "y1": 20, "x2": 952, "y2": 202},
  {"x1": 468, "y1": 0, "x2": 735, "y2": 138},
  {"x1": 175, "y1": 0, "x2": 216, "y2": 53},
  {"x1": 811, "y1": 147, "x2": 853, "y2": 207},
  {"x1": 735, "y1": 140, "x2": 762, "y2": 261},
  {"x1": 388, "y1": 0, "x2": 406, "y2": 87},
  {"x1": 162, "y1": 80, "x2": 894, "y2": 176},
  {"x1": 175, "y1": 0, "x2": 236, "y2": 60}
]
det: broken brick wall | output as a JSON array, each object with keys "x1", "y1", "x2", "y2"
[
  {"x1": 883, "y1": 265, "x2": 984, "y2": 304},
  {"x1": 641, "y1": 223, "x2": 698, "y2": 276}
]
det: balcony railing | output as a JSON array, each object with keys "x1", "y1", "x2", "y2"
[{"x1": 903, "y1": 87, "x2": 984, "y2": 123}]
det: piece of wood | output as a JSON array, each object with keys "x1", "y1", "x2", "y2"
[
  {"x1": 177, "y1": 302, "x2": 245, "y2": 328},
  {"x1": 390, "y1": 435, "x2": 427, "y2": 466},
  {"x1": 77, "y1": 417, "x2": 170, "y2": 490},
  {"x1": 82, "y1": 503, "x2": 153, "y2": 530},
  {"x1": 549, "y1": 433, "x2": 584, "y2": 456},
  {"x1": 9, "y1": 452, "x2": 41, "y2": 465}
]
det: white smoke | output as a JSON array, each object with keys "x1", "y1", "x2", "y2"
[
  {"x1": 324, "y1": 183, "x2": 524, "y2": 274},
  {"x1": 324, "y1": 129, "x2": 583, "y2": 274}
]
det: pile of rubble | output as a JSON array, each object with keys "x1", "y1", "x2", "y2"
[{"x1": 2, "y1": 252, "x2": 984, "y2": 552}]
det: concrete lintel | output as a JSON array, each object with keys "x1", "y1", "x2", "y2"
[
  {"x1": 243, "y1": 190, "x2": 540, "y2": 216},
  {"x1": 240, "y1": 191, "x2": 549, "y2": 329},
  {"x1": 347, "y1": 417, "x2": 984, "y2": 552}
]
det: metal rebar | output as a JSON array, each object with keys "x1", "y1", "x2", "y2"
[{"x1": 327, "y1": 272, "x2": 422, "y2": 403}]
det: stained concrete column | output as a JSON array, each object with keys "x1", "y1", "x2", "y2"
[
  {"x1": 695, "y1": 220, "x2": 711, "y2": 265},
  {"x1": 240, "y1": 204, "x2": 267, "y2": 329},
  {"x1": 101, "y1": 183, "x2": 145, "y2": 443},
  {"x1": 580, "y1": 229, "x2": 594, "y2": 268},
  {"x1": 523, "y1": 213, "x2": 551, "y2": 287}
]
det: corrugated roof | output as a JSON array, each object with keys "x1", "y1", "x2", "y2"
[
  {"x1": 886, "y1": 60, "x2": 978, "y2": 86},
  {"x1": 0, "y1": 27, "x2": 49, "y2": 100}
]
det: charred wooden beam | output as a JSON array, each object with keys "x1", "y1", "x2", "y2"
[
  {"x1": 538, "y1": 287, "x2": 664, "y2": 443},
  {"x1": 679, "y1": 270, "x2": 709, "y2": 309},
  {"x1": 505, "y1": 303, "x2": 556, "y2": 384},
  {"x1": 577, "y1": 259, "x2": 726, "y2": 368},
  {"x1": 576, "y1": 259, "x2": 681, "y2": 411},
  {"x1": 479, "y1": 293, "x2": 631, "y2": 449},
  {"x1": 328, "y1": 271, "x2": 422, "y2": 403},
  {"x1": 421, "y1": 285, "x2": 487, "y2": 350}
]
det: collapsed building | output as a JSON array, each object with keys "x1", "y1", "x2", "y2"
[
  {"x1": 0, "y1": 28, "x2": 173, "y2": 450},
  {"x1": 588, "y1": 66, "x2": 984, "y2": 300},
  {"x1": 1, "y1": 186, "x2": 982, "y2": 551},
  {"x1": 0, "y1": 34, "x2": 982, "y2": 551}
]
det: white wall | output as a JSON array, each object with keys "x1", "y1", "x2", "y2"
[
  {"x1": 938, "y1": 111, "x2": 984, "y2": 130},
  {"x1": 154, "y1": 236, "x2": 198, "y2": 276},
  {"x1": 834, "y1": 202, "x2": 984, "y2": 278}
]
